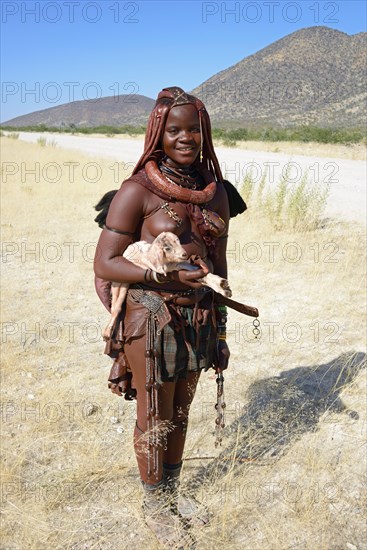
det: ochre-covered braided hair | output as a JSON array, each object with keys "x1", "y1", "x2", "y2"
[{"x1": 132, "y1": 86, "x2": 224, "y2": 183}]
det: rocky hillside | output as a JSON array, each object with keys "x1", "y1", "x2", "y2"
[
  {"x1": 192, "y1": 26, "x2": 366, "y2": 128},
  {"x1": 3, "y1": 26, "x2": 365, "y2": 129},
  {"x1": 2, "y1": 94, "x2": 155, "y2": 128}
]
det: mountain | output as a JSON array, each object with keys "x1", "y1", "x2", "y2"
[
  {"x1": 2, "y1": 26, "x2": 366, "y2": 129},
  {"x1": 191, "y1": 26, "x2": 367, "y2": 128},
  {"x1": 2, "y1": 94, "x2": 155, "y2": 128}
]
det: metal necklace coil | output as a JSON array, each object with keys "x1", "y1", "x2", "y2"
[{"x1": 162, "y1": 172, "x2": 197, "y2": 190}]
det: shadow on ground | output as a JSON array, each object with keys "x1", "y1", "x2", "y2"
[{"x1": 188, "y1": 351, "x2": 366, "y2": 487}]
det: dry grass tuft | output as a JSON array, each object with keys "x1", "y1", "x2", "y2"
[{"x1": 240, "y1": 165, "x2": 331, "y2": 231}]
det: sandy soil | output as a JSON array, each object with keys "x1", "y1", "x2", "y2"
[
  {"x1": 1, "y1": 136, "x2": 366, "y2": 550},
  {"x1": 12, "y1": 132, "x2": 366, "y2": 226}
]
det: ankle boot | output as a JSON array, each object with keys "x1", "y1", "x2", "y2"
[
  {"x1": 163, "y1": 463, "x2": 210, "y2": 527},
  {"x1": 142, "y1": 479, "x2": 195, "y2": 547}
]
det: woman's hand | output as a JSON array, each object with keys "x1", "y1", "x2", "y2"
[{"x1": 169, "y1": 260, "x2": 210, "y2": 288}]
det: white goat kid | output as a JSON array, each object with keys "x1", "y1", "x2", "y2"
[{"x1": 103, "y1": 231, "x2": 232, "y2": 340}]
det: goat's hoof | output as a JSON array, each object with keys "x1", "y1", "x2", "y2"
[
  {"x1": 103, "y1": 328, "x2": 112, "y2": 341},
  {"x1": 220, "y1": 279, "x2": 232, "y2": 298}
]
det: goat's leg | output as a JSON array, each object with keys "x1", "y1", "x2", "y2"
[
  {"x1": 103, "y1": 283, "x2": 129, "y2": 340},
  {"x1": 200, "y1": 273, "x2": 232, "y2": 297},
  {"x1": 173, "y1": 262, "x2": 232, "y2": 297}
]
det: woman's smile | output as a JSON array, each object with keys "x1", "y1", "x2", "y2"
[{"x1": 162, "y1": 104, "x2": 201, "y2": 168}]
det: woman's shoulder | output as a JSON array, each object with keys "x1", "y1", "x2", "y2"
[
  {"x1": 105, "y1": 170, "x2": 149, "y2": 223},
  {"x1": 114, "y1": 169, "x2": 151, "y2": 203},
  {"x1": 119, "y1": 168, "x2": 149, "y2": 191},
  {"x1": 108, "y1": 168, "x2": 163, "y2": 225},
  {"x1": 122, "y1": 167, "x2": 165, "y2": 197}
]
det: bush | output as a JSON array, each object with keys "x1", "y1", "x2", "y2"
[
  {"x1": 222, "y1": 138, "x2": 237, "y2": 147},
  {"x1": 213, "y1": 125, "x2": 366, "y2": 145},
  {"x1": 0, "y1": 124, "x2": 147, "y2": 136}
]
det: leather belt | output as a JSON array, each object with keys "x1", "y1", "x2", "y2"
[{"x1": 130, "y1": 284, "x2": 211, "y2": 306}]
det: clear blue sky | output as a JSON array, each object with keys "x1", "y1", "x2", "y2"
[{"x1": 1, "y1": 0, "x2": 366, "y2": 122}]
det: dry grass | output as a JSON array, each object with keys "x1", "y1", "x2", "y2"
[{"x1": 1, "y1": 137, "x2": 366, "y2": 549}]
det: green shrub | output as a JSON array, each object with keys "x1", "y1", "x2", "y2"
[
  {"x1": 214, "y1": 125, "x2": 366, "y2": 145},
  {"x1": 222, "y1": 138, "x2": 237, "y2": 147}
]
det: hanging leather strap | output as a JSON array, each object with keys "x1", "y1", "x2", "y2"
[{"x1": 215, "y1": 294, "x2": 259, "y2": 318}]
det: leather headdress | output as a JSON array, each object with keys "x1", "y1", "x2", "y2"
[
  {"x1": 132, "y1": 86, "x2": 223, "y2": 184},
  {"x1": 157, "y1": 86, "x2": 204, "y2": 109}
]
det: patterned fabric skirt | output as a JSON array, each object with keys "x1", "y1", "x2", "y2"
[{"x1": 158, "y1": 302, "x2": 216, "y2": 381}]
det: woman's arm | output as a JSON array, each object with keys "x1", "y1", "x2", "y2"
[{"x1": 94, "y1": 180, "x2": 149, "y2": 284}]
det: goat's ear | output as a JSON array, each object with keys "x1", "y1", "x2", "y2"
[{"x1": 157, "y1": 247, "x2": 166, "y2": 272}]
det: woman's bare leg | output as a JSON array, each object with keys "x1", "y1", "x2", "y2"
[
  {"x1": 162, "y1": 371, "x2": 201, "y2": 465},
  {"x1": 124, "y1": 335, "x2": 201, "y2": 482}
]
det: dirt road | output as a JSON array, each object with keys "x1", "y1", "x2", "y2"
[{"x1": 15, "y1": 132, "x2": 366, "y2": 225}]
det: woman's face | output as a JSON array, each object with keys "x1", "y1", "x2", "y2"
[{"x1": 162, "y1": 104, "x2": 201, "y2": 168}]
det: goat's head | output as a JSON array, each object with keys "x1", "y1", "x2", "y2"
[{"x1": 153, "y1": 232, "x2": 188, "y2": 266}]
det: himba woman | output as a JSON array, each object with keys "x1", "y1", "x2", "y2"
[{"x1": 93, "y1": 86, "x2": 246, "y2": 546}]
